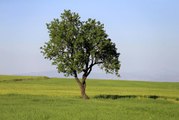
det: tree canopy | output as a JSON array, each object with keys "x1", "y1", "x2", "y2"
[{"x1": 41, "y1": 10, "x2": 120, "y2": 99}]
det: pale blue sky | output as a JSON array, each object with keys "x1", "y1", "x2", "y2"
[{"x1": 0, "y1": 0, "x2": 179, "y2": 81}]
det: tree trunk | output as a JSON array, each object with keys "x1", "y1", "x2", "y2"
[
  {"x1": 75, "y1": 77, "x2": 89, "y2": 99},
  {"x1": 80, "y1": 81, "x2": 89, "y2": 99}
]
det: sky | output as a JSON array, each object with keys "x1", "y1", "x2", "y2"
[{"x1": 0, "y1": 0, "x2": 179, "y2": 81}]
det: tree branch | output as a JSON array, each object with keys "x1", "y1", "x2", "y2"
[
  {"x1": 73, "y1": 70, "x2": 81, "y2": 86},
  {"x1": 86, "y1": 67, "x2": 92, "y2": 77},
  {"x1": 73, "y1": 70, "x2": 78, "y2": 78},
  {"x1": 89, "y1": 61, "x2": 103, "y2": 76}
]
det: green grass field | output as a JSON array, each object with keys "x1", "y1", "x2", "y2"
[{"x1": 0, "y1": 75, "x2": 179, "y2": 120}]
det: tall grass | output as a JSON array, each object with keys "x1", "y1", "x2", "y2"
[{"x1": 0, "y1": 75, "x2": 179, "y2": 120}]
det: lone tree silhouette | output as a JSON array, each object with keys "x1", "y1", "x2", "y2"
[{"x1": 41, "y1": 10, "x2": 120, "y2": 99}]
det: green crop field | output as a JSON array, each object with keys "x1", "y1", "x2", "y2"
[{"x1": 0, "y1": 75, "x2": 179, "y2": 120}]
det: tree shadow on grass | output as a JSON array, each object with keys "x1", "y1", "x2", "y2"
[
  {"x1": 94, "y1": 95, "x2": 137, "y2": 100},
  {"x1": 94, "y1": 94, "x2": 163, "y2": 100}
]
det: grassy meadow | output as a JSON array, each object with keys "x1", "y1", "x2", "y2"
[{"x1": 0, "y1": 75, "x2": 179, "y2": 120}]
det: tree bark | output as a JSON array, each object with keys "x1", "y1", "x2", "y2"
[
  {"x1": 75, "y1": 77, "x2": 89, "y2": 99},
  {"x1": 80, "y1": 80, "x2": 89, "y2": 99}
]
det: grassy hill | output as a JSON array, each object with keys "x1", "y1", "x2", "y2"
[{"x1": 0, "y1": 75, "x2": 179, "y2": 120}]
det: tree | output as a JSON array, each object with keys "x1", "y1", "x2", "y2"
[{"x1": 41, "y1": 10, "x2": 120, "y2": 99}]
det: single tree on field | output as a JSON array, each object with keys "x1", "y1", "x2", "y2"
[{"x1": 41, "y1": 10, "x2": 120, "y2": 99}]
